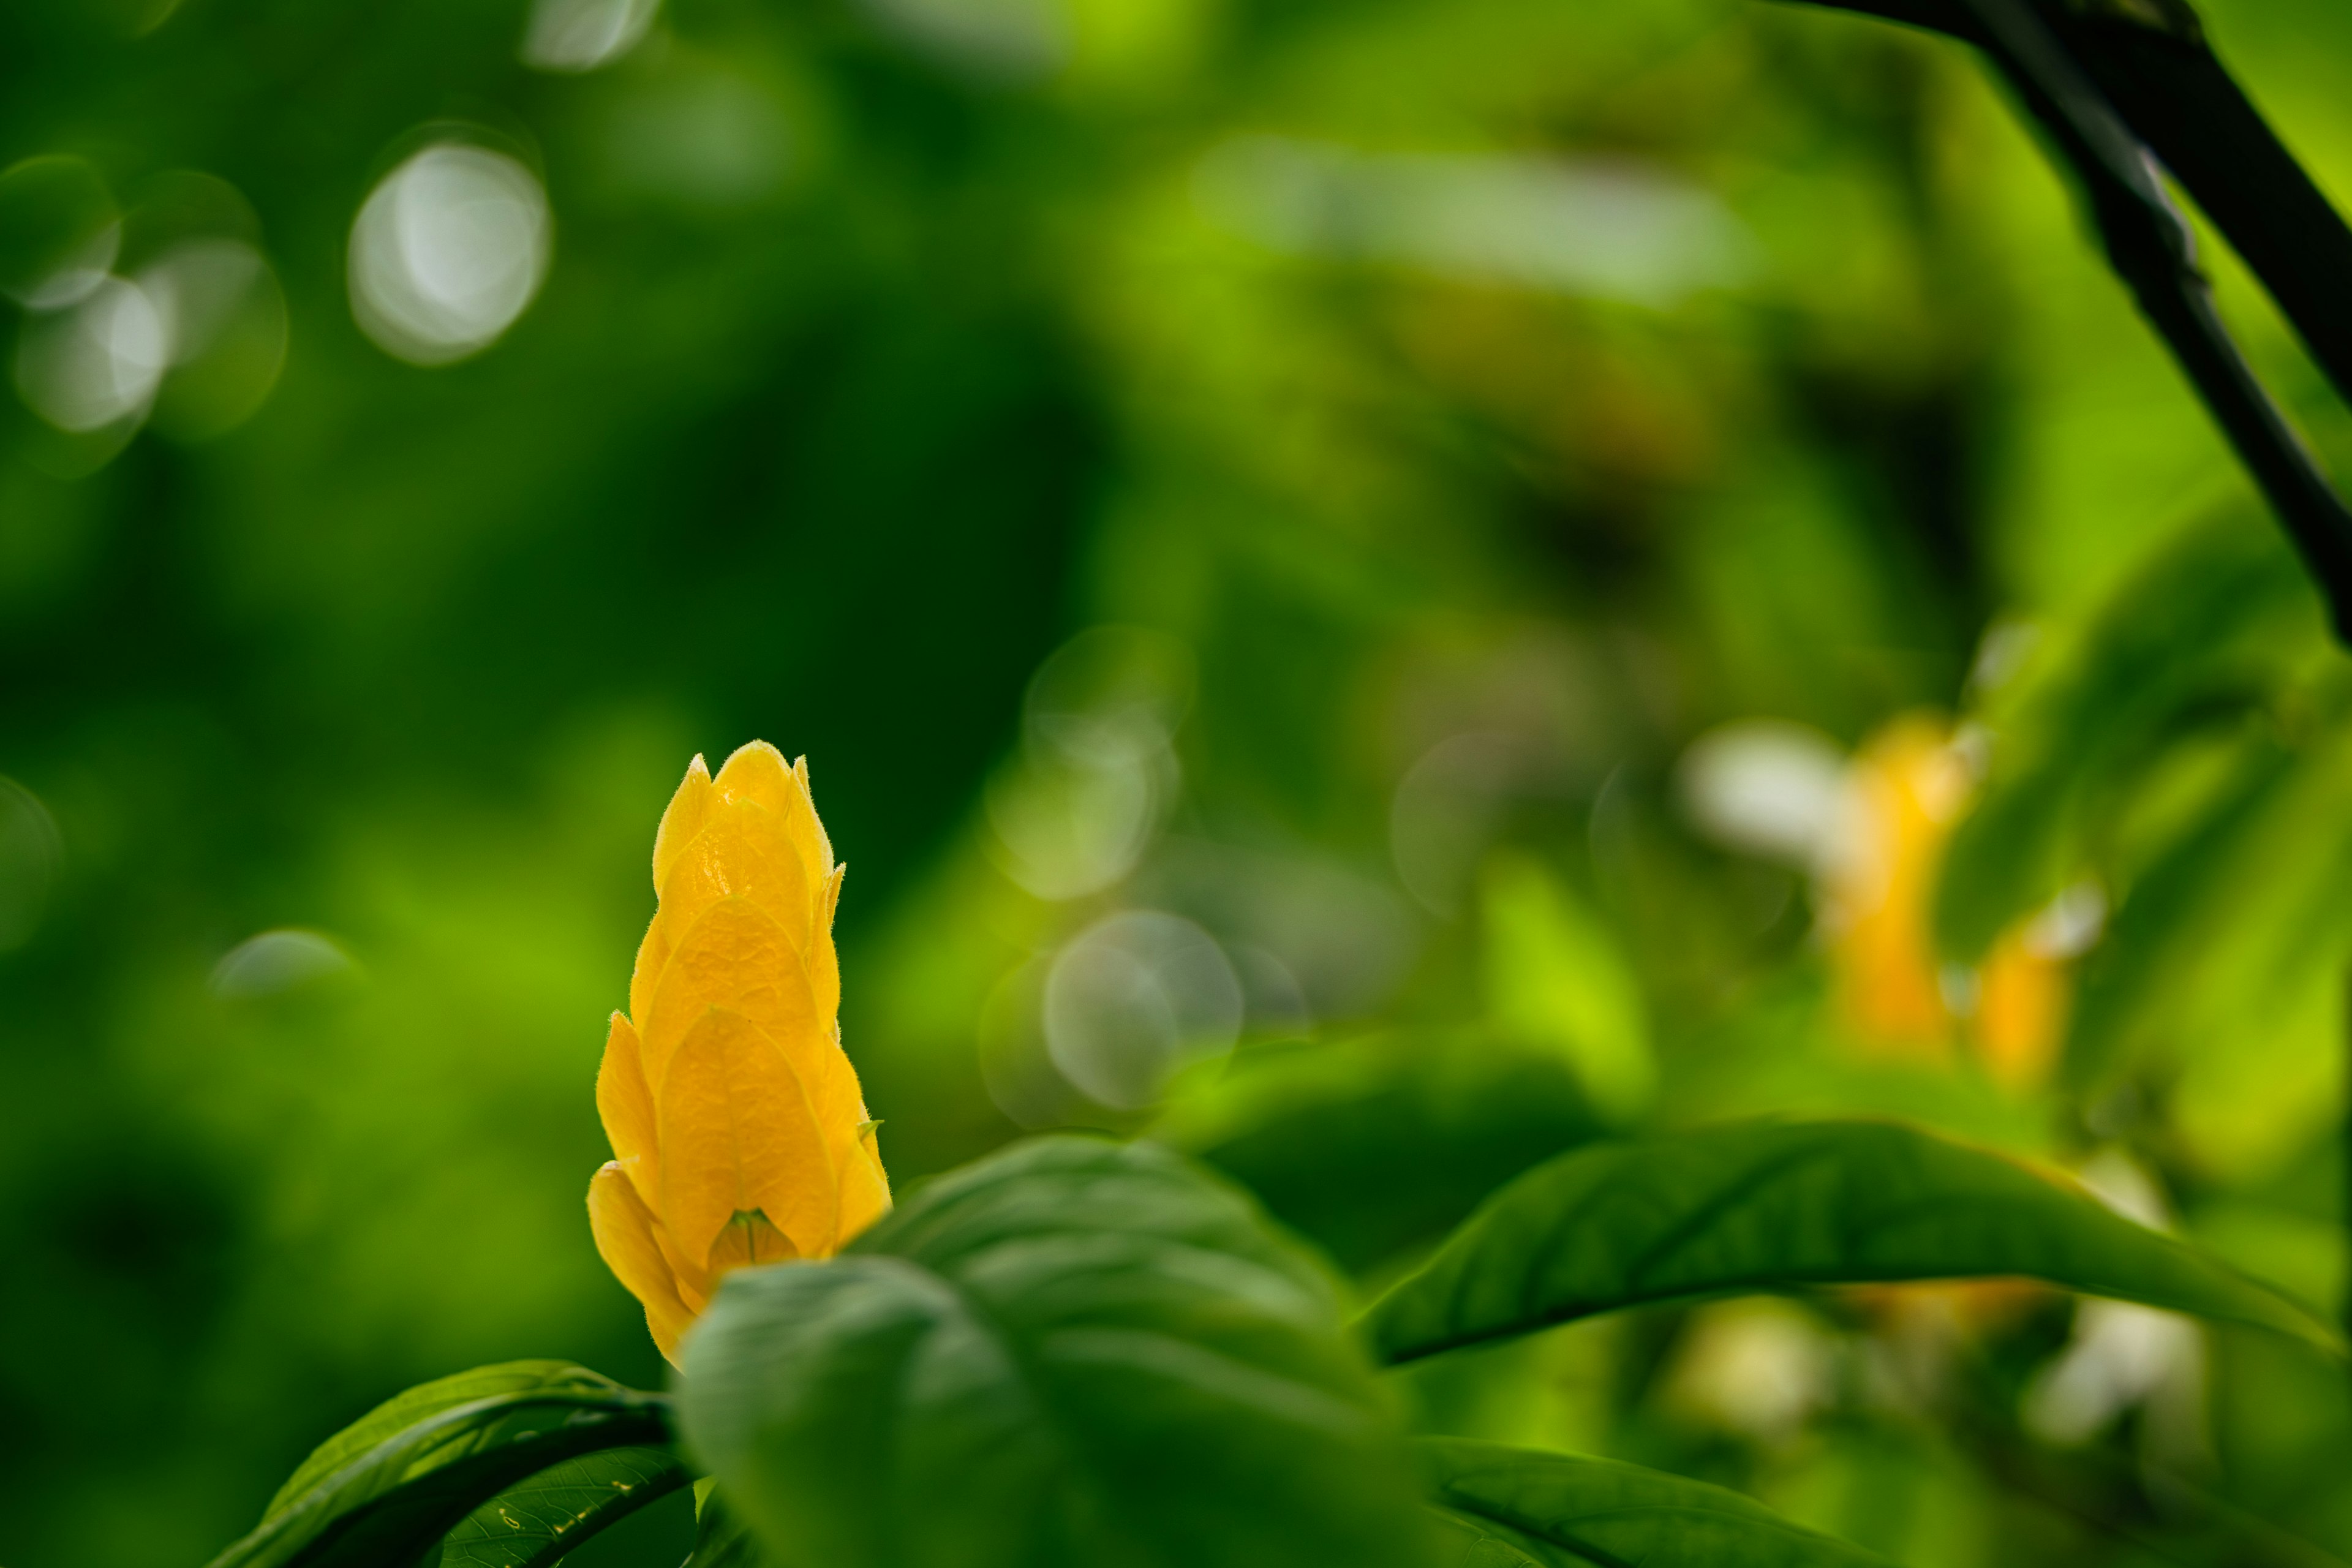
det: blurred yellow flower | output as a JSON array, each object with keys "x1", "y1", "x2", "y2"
[
  {"x1": 1822, "y1": 712, "x2": 2075, "y2": 1090},
  {"x1": 1976, "y1": 928, "x2": 2070, "y2": 1093},
  {"x1": 1820, "y1": 714, "x2": 1971, "y2": 1059},
  {"x1": 586, "y1": 742, "x2": 891, "y2": 1362}
]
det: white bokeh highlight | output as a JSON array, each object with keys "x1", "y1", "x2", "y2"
[
  {"x1": 522, "y1": 0, "x2": 660, "y2": 72},
  {"x1": 349, "y1": 145, "x2": 552, "y2": 366},
  {"x1": 1043, "y1": 911, "x2": 1242, "y2": 1110},
  {"x1": 1194, "y1": 137, "x2": 1757, "y2": 307},
  {"x1": 209, "y1": 929, "x2": 357, "y2": 1000},
  {"x1": 1675, "y1": 718, "x2": 1851, "y2": 871},
  {"x1": 13, "y1": 275, "x2": 170, "y2": 431}
]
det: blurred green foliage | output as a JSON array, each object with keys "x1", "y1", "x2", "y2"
[{"x1": 4, "y1": 0, "x2": 2352, "y2": 1563}]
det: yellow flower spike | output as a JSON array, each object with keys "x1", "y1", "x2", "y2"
[{"x1": 589, "y1": 743, "x2": 890, "y2": 1364}]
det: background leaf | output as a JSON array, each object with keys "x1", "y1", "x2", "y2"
[
  {"x1": 1153, "y1": 1031, "x2": 1607, "y2": 1275},
  {"x1": 1363, "y1": 1120, "x2": 2335, "y2": 1365},
  {"x1": 678, "y1": 1134, "x2": 1437, "y2": 1568},
  {"x1": 1932, "y1": 514, "x2": 2324, "y2": 964},
  {"x1": 681, "y1": 1482, "x2": 766, "y2": 1568},
  {"x1": 1423, "y1": 1438, "x2": 1893, "y2": 1567},
  {"x1": 439, "y1": 1446, "x2": 690, "y2": 1568},
  {"x1": 211, "y1": 1365, "x2": 670, "y2": 1568}
]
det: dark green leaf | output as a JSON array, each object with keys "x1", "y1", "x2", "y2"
[
  {"x1": 266, "y1": 1364, "x2": 630, "y2": 1521},
  {"x1": 679, "y1": 1134, "x2": 1438, "y2": 1568},
  {"x1": 1154, "y1": 1031, "x2": 1607, "y2": 1274},
  {"x1": 209, "y1": 1362, "x2": 671, "y2": 1568},
  {"x1": 2063, "y1": 728, "x2": 2352, "y2": 1118},
  {"x1": 1933, "y1": 514, "x2": 2320, "y2": 963},
  {"x1": 683, "y1": 1482, "x2": 766, "y2": 1568},
  {"x1": 1363, "y1": 1120, "x2": 2335, "y2": 1365},
  {"x1": 439, "y1": 1446, "x2": 691, "y2": 1568},
  {"x1": 1422, "y1": 1439, "x2": 1893, "y2": 1568}
]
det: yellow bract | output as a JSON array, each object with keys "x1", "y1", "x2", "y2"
[
  {"x1": 587, "y1": 742, "x2": 889, "y2": 1362},
  {"x1": 1822, "y1": 714, "x2": 2073, "y2": 1091}
]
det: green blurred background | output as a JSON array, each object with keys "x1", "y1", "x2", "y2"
[{"x1": 6, "y1": 0, "x2": 2352, "y2": 1562}]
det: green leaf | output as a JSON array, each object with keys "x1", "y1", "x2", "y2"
[
  {"x1": 2060, "y1": 726, "x2": 2352, "y2": 1177},
  {"x1": 1154, "y1": 1030, "x2": 1607, "y2": 1275},
  {"x1": 2060, "y1": 734, "x2": 2300, "y2": 1087},
  {"x1": 266, "y1": 1364, "x2": 628, "y2": 1521},
  {"x1": 678, "y1": 1134, "x2": 1438, "y2": 1568},
  {"x1": 684, "y1": 1481, "x2": 766, "y2": 1568},
  {"x1": 209, "y1": 1362, "x2": 671, "y2": 1568},
  {"x1": 439, "y1": 1446, "x2": 691, "y2": 1568},
  {"x1": 1422, "y1": 1439, "x2": 1892, "y2": 1567},
  {"x1": 1362, "y1": 1120, "x2": 2335, "y2": 1365},
  {"x1": 1933, "y1": 513, "x2": 2321, "y2": 964}
]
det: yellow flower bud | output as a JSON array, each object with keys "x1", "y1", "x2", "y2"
[{"x1": 587, "y1": 742, "x2": 891, "y2": 1362}]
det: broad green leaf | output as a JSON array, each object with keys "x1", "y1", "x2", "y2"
[
  {"x1": 1422, "y1": 1439, "x2": 1893, "y2": 1567},
  {"x1": 1363, "y1": 1120, "x2": 2335, "y2": 1365},
  {"x1": 679, "y1": 1134, "x2": 1438, "y2": 1568},
  {"x1": 1934, "y1": 514, "x2": 2323, "y2": 964},
  {"x1": 2060, "y1": 725, "x2": 2352, "y2": 1172},
  {"x1": 1154, "y1": 1030, "x2": 1606, "y2": 1274},
  {"x1": 439, "y1": 1446, "x2": 690, "y2": 1568},
  {"x1": 684, "y1": 1481, "x2": 767, "y2": 1568},
  {"x1": 2061, "y1": 737, "x2": 2296, "y2": 1088},
  {"x1": 209, "y1": 1362, "x2": 671, "y2": 1568},
  {"x1": 268, "y1": 1363, "x2": 625, "y2": 1520}
]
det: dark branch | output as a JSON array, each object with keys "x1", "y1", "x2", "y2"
[
  {"x1": 1777, "y1": 0, "x2": 2352, "y2": 644},
  {"x1": 2060, "y1": 5, "x2": 2352, "y2": 407}
]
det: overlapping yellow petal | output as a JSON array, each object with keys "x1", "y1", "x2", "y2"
[
  {"x1": 631, "y1": 801, "x2": 818, "y2": 1025},
  {"x1": 587, "y1": 1162, "x2": 697, "y2": 1361},
  {"x1": 587, "y1": 742, "x2": 889, "y2": 1364},
  {"x1": 595, "y1": 1013, "x2": 659, "y2": 1209},
  {"x1": 657, "y1": 1006, "x2": 837, "y2": 1262},
  {"x1": 651, "y1": 753, "x2": 715, "y2": 891},
  {"x1": 642, "y1": 897, "x2": 819, "y2": 1093}
]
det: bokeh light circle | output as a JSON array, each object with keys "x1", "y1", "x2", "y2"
[
  {"x1": 521, "y1": 0, "x2": 660, "y2": 72},
  {"x1": 1042, "y1": 910, "x2": 1241, "y2": 1109},
  {"x1": 13, "y1": 274, "x2": 170, "y2": 431},
  {"x1": 348, "y1": 143, "x2": 551, "y2": 366}
]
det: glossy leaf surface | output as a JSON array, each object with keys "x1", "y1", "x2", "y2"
[
  {"x1": 1424, "y1": 1439, "x2": 1892, "y2": 1567},
  {"x1": 439, "y1": 1446, "x2": 690, "y2": 1568},
  {"x1": 1365, "y1": 1120, "x2": 2334, "y2": 1364},
  {"x1": 679, "y1": 1134, "x2": 1436, "y2": 1568},
  {"x1": 211, "y1": 1362, "x2": 670, "y2": 1568}
]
